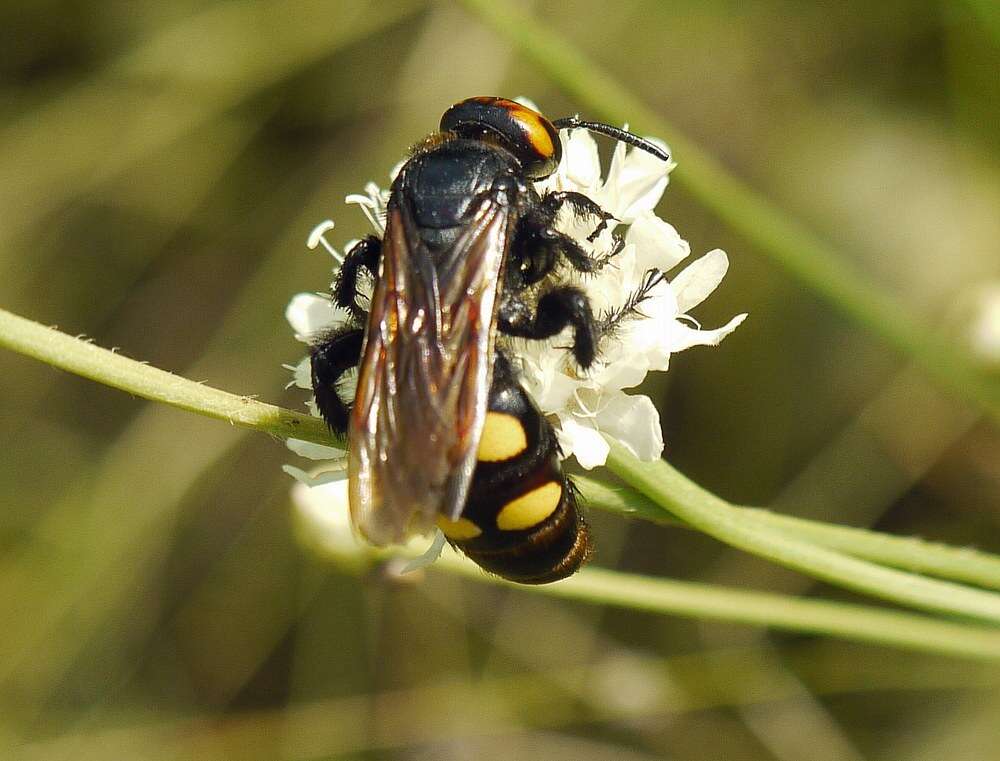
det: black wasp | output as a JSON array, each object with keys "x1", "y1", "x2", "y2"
[{"x1": 310, "y1": 97, "x2": 669, "y2": 584}]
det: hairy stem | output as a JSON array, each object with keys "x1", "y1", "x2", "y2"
[
  {"x1": 574, "y1": 475, "x2": 1000, "y2": 591},
  {"x1": 6, "y1": 309, "x2": 1000, "y2": 650},
  {"x1": 308, "y1": 539, "x2": 1000, "y2": 662},
  {"x1": 603, "y1": 441, "x2": 1000, "y2": 624},
  {"x1": 0, "y1": 307, "x2": 338, "y2": 447}
]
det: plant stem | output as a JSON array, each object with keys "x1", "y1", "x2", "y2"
[
  {"x1": 574, "y1": 475, "x2": 1000, "y2": 591},
  {"x1": 7, "y1": 309, "x2": 1000, "y2": 640},
  {"x1": 0, "y1": 307, "x2": 339, "y2": 448},
  {"x1": 454, "y1": 0, "x2": 1000, "y2": 425},
  {"x1": 314, "y1": 540, "x2": 1000, "y2": 662},
  {"x1": 523, "y1": 567, "x2": 1000, "y2": 662},
  {"x1": 741, "y1": 505, "x2": 1000, "y2": 591},
  {"x1": 603, "y1": 441, "x2": 1000, "y2": 624}
]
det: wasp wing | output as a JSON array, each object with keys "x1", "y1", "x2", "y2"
[{"x1": 348, "y1": 192, "x2": 511, "y2": 545}]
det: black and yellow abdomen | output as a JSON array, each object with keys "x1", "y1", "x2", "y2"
[{"x1": 436, "y1": 355, "x2": 590, "y2": 583}]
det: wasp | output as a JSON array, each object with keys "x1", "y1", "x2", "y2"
[{"x1": 310, "y1": 97, "x2": 669, "y2": 584}]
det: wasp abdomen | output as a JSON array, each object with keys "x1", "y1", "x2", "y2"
[{"x1": 436, "y1": 355, "x2": 590, "y2": 584}]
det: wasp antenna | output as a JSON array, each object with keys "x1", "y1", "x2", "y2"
[{"x1": 552, "y1": 116, "x2": 670, "y2": 163}]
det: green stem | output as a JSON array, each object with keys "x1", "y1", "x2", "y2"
[
  {"x1": 575, "y1": 475, "x2": 1000, "y2": 591},
  {"x1": 522, "y1": 567, "x2": 1000, "y2": 662},
  {"x1": 604, "y1": 441, "x2": 1000, "y2": 624},
  {"x1": 0, "y1": 307, "x2": 338, "y2": 448},
  {"x1": 314, "y1": 540, "x2": 1000, "y2": 662},
  {"x1": 742, "y1": 505, "x2": 1000, "y2": 591},
  {"x1": 455, "y1": 0, "x2": 1000, "y2": 424},
  {"x1": 7, "y1": 309, "x2": 1000, "y2": 639}
]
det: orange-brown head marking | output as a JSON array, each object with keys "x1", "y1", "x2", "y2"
[{"x1": 440, "y1": 96, "x2": 561, "y2": 179}]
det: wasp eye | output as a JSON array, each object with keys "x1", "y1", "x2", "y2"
[{"x1": 441, "y1": 97, "x2": 561, "y2": 179}]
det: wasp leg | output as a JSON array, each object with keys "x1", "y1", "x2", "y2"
[
  {"x1": 334, "y1": 235, "x2": 381, "y2": 320},
  {"x1": 310, "y1": 327, "x2": 364, "y2": 434},
  {"x1": 513, "y1": 203, "x2": 622, "y2": 282},
  {"x1": 540, "y1": 190, "x2": 616, "y2": 242},
  {"x1": 499, "y1": 286, "x2": 598, "y2": 369},
  {"x1": 598, "y1": 268, "x2": 667, "y2": 338},
  {"x1": 560, "y1": 226, "x2": 626, "y2": 273}
]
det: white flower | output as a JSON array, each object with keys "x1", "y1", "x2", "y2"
[
  {"x1": 289, "y1": 472, "x2": 360, "y2": 563},
  {"x1": 290, "y1": 468, "x2": 450, "y2": 573},
  {"x1": 284, "y1": 104, "x2": 746, "y2": 552},
  {"x1": 509, "y1": 124, "x2": 747, "y2": 469}
]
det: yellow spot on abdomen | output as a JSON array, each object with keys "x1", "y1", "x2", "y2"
[
  {"x1": 437, "y1": 515, "x2": 482, "y2": 541},
  {"x1": 477, "y1": 412, "x2": 528, "y2": 462},
  {"x1": 496, "y1": 481, "x2": 562, "y2": 531}
]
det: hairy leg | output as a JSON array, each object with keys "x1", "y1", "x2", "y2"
[
  {"x1": 540, "y1": 190, "x2": 616, "y2": 242},
  {"x1": 334, "y1": 235, "x2": 381, "y2": 319},
  {"x1": 512, "y1": 196, "x2": 624, "y2": 283},
  {"x1": 498, "y1": 286, "x2": 598, "y2": 369},
  {"x1": 310, "y1": 327, "x2": 364, "y2": 434}
]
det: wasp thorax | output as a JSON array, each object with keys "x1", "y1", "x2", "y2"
[{"x1": 440, "y1": 96, "x2": 561, "y2": 179}]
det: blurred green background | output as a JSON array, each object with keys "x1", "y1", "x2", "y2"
[{"x1": 1, "y1": 1, "x2": 999, "y2": 759}]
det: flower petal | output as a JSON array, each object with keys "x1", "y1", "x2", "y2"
[
  {"x1": 588, "y1": 350, "x2": 650, "y2": 391},
  {"x1": 667, "y1": 313, "x2": 748, "y2": 352},
  {"x1": 290, "y1": 477, "x2": 360, "y2": 556},
  {"x1": 598, "y1": 140, "x2": 626, "y2": 215},
  {"x1": 670, "y1": 249, "x2": 730, "y2": 313},
  {"x1": 289, "y1": 356, "x2": 312, "y2": 390},
  {"x1": 557, "y1": 415, "x2": 611, "y2": 469},
  {"x1": 286, "y1": 438, "x2": 345, "y2": 461},
  {"x1": 607, "y1": 140, "x2": 672, "y2": 222},
  {"x1": 563, "y1": 129, "x2": 602, "y2": 188},
  {"x1": 618, "y1": 289, "x2": 678, "y2": 372},
  {"x1": 595, "y1": 393, "x2": 664, "y2": 461},
  {"x1": 282, "y1": 463, "x2": 348, "y2": 488},
  {"x1": 399, "y1": 530, "x2": 447, "y2": 573},
  {"x1": 583, "y1": 243, "x2": 638, "y2": 314},
  {"x1": 285, "y1": 293, "x2": 347, "y2": 339},
  {"x1": 531, "y1": 367, "x2": 579, "y2": 413},
  {"x1": 627, "y1": 212, "x2": 691, "y2": 273}
]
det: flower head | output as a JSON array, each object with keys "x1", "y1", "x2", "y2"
[
  {"x1": 502, "y1": 115, "x2": 746, "y2": 468},
  {"x1": 285, "y1": 103, "x2": 745, "y2": 550}
]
